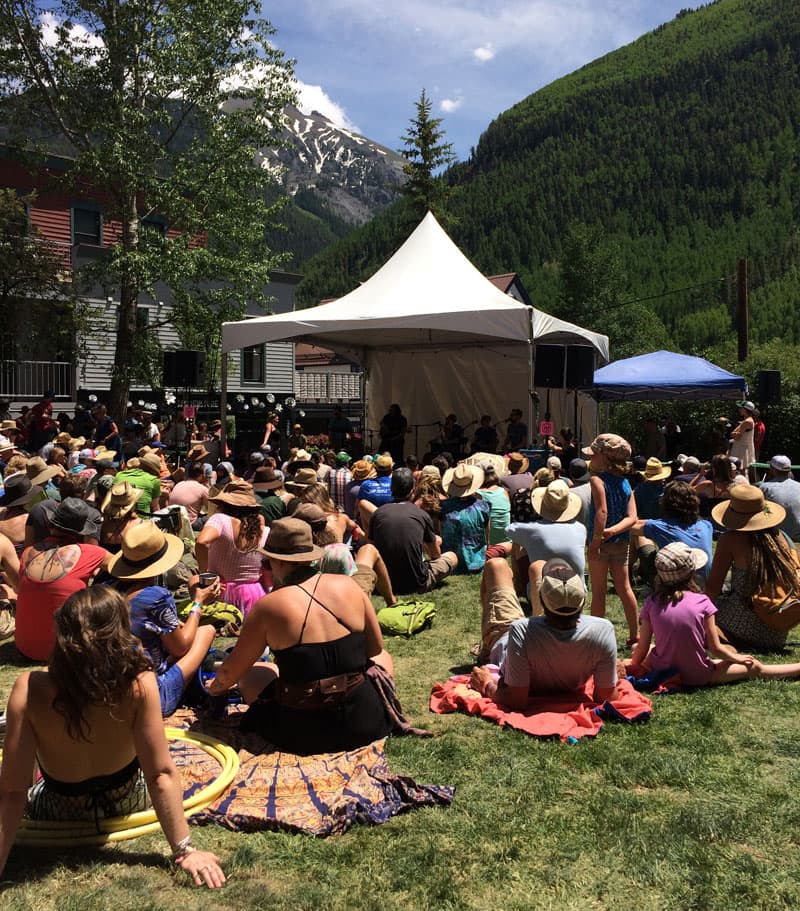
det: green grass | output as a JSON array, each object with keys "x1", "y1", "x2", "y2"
[{"x1": 3, "y1": 576, "x2": 800, "y2": 910}]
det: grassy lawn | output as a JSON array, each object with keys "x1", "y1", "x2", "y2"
[{"x1": 2, "y1": 574, "x2": 800, "y2": 910}]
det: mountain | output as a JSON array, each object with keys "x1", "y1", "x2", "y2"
[
  {"x1": 295, "y1": 0, "x2": 800, "y2": 356},
  {"x1": 258, "y1": 105, "x2": 406, "y2": 266}
]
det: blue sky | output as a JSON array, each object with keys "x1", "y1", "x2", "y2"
[{"x1": 266, "y1": 1, "x2": 701, "y2": 161}]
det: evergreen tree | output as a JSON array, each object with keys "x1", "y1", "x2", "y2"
[{"x1": 400, "y1": 89, "x2": 456, "y2": 223}]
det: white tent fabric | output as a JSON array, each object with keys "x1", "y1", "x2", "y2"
[{"x1": 222, "y1": 212, "x2": 610, "y2": 443}]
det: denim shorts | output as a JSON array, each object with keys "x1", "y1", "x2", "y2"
[{"x1": 158, "y1": 663, "x2": 186, "y2": 717}]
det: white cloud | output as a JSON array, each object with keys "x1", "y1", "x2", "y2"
[
  {"x1": 39, "y1": 11, "x2": 104, "y2": 50},
  {"x1": 473, "y1": 44, "x2": 495, "y2": 63},
  {"x1": 440, "y1": 97, "x2": 463, "y2": 113},
  {"x1": 294, "y1": 80, "x2": 360, "y2": 132}
]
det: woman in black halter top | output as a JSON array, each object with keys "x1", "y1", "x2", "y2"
[{"x1": 209, "y1": 518, "x2": 393, "y2": 754}]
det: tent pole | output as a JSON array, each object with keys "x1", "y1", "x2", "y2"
[
  {"x1": 360, "y1": 349, "x2": 368, "y2": 458},
  {"x1": 220, "y1": 345, "x2": 228, "y2": 456},
  {"x1": 528, "y1": 308, "x2": 535, "y2": 444}
]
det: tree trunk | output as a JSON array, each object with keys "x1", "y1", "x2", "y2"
[{"x1": 108, "y1": 202, "x2": 139, "y2": 423}]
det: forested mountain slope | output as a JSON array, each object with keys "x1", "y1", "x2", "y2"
[{"x1": 296, "y1": 0, "x2": 800, "y2": 357}]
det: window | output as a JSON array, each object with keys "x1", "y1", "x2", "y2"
[
  {"x1": 140, "y1": 217, "x2": 166, "y2": 237},
  {"x1": 136, "y1": 307, "x2": 150, "y2": 329},
  {"x1": 72, "y1": 207, "x2": 102, "y2": 245},
  {"x1": 241, "y1": 344, "x2": 265, "y2": 384}
]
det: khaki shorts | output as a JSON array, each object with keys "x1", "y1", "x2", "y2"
[
  {"x1": 596, "y1": 540, "x2": 630, "y2": 565},
  {"x1": 482, "y1": 586, "x2": 525, "y2": 653},
  {"x1": 421, "y1": 553, "x2": 458, "y2": 592},
  {"x1": 352, "y1": 565, "x2": 377, "y2": 596}
]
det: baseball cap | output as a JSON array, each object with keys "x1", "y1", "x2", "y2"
[
  {"x1": 538, "y1": 559, "x2": 586, "y2": 617},
  {"x1": 770, "y1": 455, "x2": 792, "y2": 472},
  {"x1": 654, "y1": 542, "x2": 708, "y2": 584},
  {"x1": 546, "y1": 455, "x2": 562, "y2": 471}
]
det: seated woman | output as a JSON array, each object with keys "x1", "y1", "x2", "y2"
[
  {"x1": 100, "y1": 481, "x2": 144, "y2": 553},
  {"x1": 691, "y1": 453, "x2": 736, "y2": 519},
  {"x1": 293, "y1": 482, "x2": 364, "y2": 543},
  {"x1": 630, "y1": 542, "x2": 800, "y2": 685},
  {"x1": 109, "y1": 524, "x2": 218, "y2": 717},
  {"x1": 208, "y1": 518, "x2": 393, "y2": 755},
  {"x1": 705, "y1": 486, "x2": 800, "y2": 651},
  {"x1": 413, "y1": 468, "x2": 445, "y2": 536},
  {"x1": 0, "y1": 586, "x2": 224, "y2": 887},
  {"x1": 196, "y1": 479, "x2": 268, "y2": 616},
  {"x1": 15, "y1": 498, "x2": 112, "y2": 662},
  {"x1": 440, "y1": 464, "x2": 490, "y2": 574}
]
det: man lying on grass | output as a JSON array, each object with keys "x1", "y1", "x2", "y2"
[{"x1": 470, "y1": 559, "x2": 618, "y2": 709}]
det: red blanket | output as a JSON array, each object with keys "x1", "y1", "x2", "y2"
[{"x1": 429, "y1": 672, "x2": 652, "y2": 742}]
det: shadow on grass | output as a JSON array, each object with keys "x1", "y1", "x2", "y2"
[
  {"x1": 0, "y1": 640, "x2": 39, "y2": 668},
  {"x1": 448, "y1": 662, "x2": 474, "y2": 675},
  {"x1": 1, "y1": 846, "x2": 168, "y2": 892}
]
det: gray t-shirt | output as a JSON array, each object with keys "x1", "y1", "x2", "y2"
[
  {"x1": 570, "y1": 482, "x2": 593, "y2": 532},
  {"x1": 501, "y1": 615, "x2": 617, "y2": 694},
  {"x1": 505, "y1": 519, "x2": 586, "y2": 580},
  {"x1": 758, "y1": 477, "x2": 800, "y2": 541}
]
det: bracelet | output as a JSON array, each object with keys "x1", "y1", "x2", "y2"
[{"x1": 172, "y1": 834, "x2": 194, "y2": 862}]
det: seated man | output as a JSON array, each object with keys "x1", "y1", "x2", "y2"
[
  {"x1": 168, "y1": 461, "x2": 209, "y2": 529},
  {"x1": 370, "y1": 467, "x2": 457, "y2": 595},
  {"x1": 470, "y1": 559, "x2": 618, "y2": 710}
]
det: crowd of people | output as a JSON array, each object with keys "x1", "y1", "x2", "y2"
[{"x1": 2, "y1": 393, "x2": 800, "y2": 887}]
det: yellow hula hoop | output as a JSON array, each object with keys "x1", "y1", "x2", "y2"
[{"x1": 11, "y1": 728, "x2": 239, "y2": 847}]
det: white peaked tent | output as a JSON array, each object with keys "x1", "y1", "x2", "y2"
[{"x1": 222, "y1": 212, "x2": 609, "y2": 446}]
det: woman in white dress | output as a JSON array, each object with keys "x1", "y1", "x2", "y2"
[{"x1": 729, "y1": 401, "x2": 756, "y2": 469}]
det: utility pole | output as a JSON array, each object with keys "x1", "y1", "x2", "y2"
[{"x1": 737, "y1": 258, "x2": 748, "y2": 361}]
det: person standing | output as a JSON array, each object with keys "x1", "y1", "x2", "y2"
[
  {"x1": 379, "y1": 404, "x2": 407, "y2": 464},
  {"x1": 729, "y1": 401, "x2": 756, "y2": 470},
  {"x1": 327, "y1": 406, "x2": 351, "y2": 452},
  {"x1": 501, "y1": 409, "x2": 528, "y2": 453}
]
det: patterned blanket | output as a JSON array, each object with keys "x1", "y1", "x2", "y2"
[
  {"x1": 429, "y1": 670, "x2": 652, "y2": 743},
  {"x1": 170, "y1": 710, "x2": 454, "y2": 836}
]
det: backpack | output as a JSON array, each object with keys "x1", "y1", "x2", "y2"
[{"x1": 376, "y1": 600, "x2": 436, "y2": 637}]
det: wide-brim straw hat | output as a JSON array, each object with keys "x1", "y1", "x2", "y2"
[
  {"x1": 530, "y1": 480, "x2": 582, "y2": 522},
  {"x1": 463, "y1": 452, "x2": 509, "y2": 478},
  {"x1": 139, "y1": 453, "x2": 162, "y2": 477},
  {"x1": 252, "y1": 467, "x2": 284, "y2": 491},
  {"x1": 68, "y1": 437, "x2": 87, "y2": 451},
  {"x1": 350, "y1": 460, "x2": 376, "y2": 482},
  {"x1": 26, "y1": 456, "x2": 62, "y2": 487},
  {"x1": 641, "y1": 457, "x2": 671, "y2": 482},
  {"x1": 108, "y1": 523, "x2": 184, "y2": 580},
  {"x1": 285, "y1": 468, "x2": 320, "y2": 493},
  {"x1": 506, "y1": 452, "x2": 529, "y2": 474},
  {"x1": 442, "y1": 463, "x2": 484, "y2": 498},
  {"x1": 187, "y1": 445, "x2": 210, "y2": 462},
  {"x1": 711, "y1": 486, "x2": 786, "y2": 532},
  {"x1": 259, "y1": 517, "x2": 326, "y2": 563},
  {"x1": 208, "y1": 478, "x2": 259, "y2": 508},
  {"x1": 101, "y1": 481, "x2": 143, "y2": 519}
]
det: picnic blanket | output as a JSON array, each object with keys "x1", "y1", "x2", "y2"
[
  {"x1": 169, "y1": 709, "x2": 454, "y2": 836},
  {"x1": 429, "y1": 668, "x2": 652, "y2": 743}
]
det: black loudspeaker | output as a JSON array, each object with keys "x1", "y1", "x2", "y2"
[
  {"x1": 163, "y1": 350, "x2": 205, "y2": 387},
  {"x1": 534, "y1": 345, "x2": 565, "y2": 388},
  {"x1": 756, "y1": 370, "x2": 781, "y2": 404},
  {"x1": 566, "y1": 347, "x2": 595, "y2": 388}
]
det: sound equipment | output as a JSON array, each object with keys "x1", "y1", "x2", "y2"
[
  {"x1": 566, "y1": 347, "x2": 595, "y2": 388},
  {"x1": 534, "y1": 345, "x2": 565, "y2": 388},
  {"x1": 163, "y1": 350, "x2": 205, "y2": 388},
  {"x1": 756, "y1": 370, "x2": 781, "y2": 405}
]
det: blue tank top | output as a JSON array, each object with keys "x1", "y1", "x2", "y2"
[{"x1": 589, "y1": 472, "x2": 632, "y2": 543}]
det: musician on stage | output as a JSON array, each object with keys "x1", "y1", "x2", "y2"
[
  {"x1": 471, "y1": 415, "x2": 498, "y2": 454},
  {"x1": 434, "y1": 413, "x2": 465, "y2": 459},
  {"x1": 501, "y1": 409, "x2": 528, "y2": 453},
  {"x1": 379, "y1": 403, "x2": 408, "y2": 464}
]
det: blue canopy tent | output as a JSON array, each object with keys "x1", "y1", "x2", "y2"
[{"x1": 591, "y1": 351, "x2": 747, "y2": 402}]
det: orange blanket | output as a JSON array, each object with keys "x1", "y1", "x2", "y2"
[{"x1": 429, "y1": 672, "x2": 651, "y2": 742}]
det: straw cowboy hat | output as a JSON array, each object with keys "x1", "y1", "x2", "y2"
[
  {"x1": 68, "y1": 437, "x2": 87, "y2": 451},
  {"x1": 109, "y1": 523, "x2": 184, "y2": 580},
  {"x1": 26, "y1": 456, "x2": 63, "y2": 487},
  {"x1": 640, "y1": 457, "x2": 671, "y2": 482},
  {"x1": 350, "y1": 460, "x2": 376, "y2": 482},
  {"x1": 252, "y1": 467, "x2": 284, "y2": 491},
  {"x1": 55, "y1": 432, "x2": 72, "y2": 446},
  {"x1": 259, "y1": 518, "x2": 326, "y2": 563},
  {"x1": 463, "y1": 452, "x2": 508, "y2": 478},
  {"x1": 0, "y1": 420, "x2": 17, "y2": 433},
  {"x1": 506, "y1": 452, "x2": 529, "y2": 474},
  {"x1": 442, "y1": 463, "x2": 484, "y2": 498},
  {"x1": 530, "y1": 479, "x2": 582, "y2": 523},
  {"x1": 101, "y1": 481, "x2": 143, "y2": 519},
  {"x1": 208, "y1": 477, "x2": 260, "y2": 508},
  {"x1": 712, "y1": 486, "x2": 785, "y2": 532},
  {"x1": 285, "y1": 468, "x2": 320, "y2": 494},
  {"x1": 187, "y1": 444, "x2": 210, "y2": 463}
]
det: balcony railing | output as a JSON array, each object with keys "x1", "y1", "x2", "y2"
[
  {"x1": 296, "y1": 372, "x2": 361, "y2": 402},
  {"x1": 0, "y1": 361, "x2": 74, "y2": 399}
]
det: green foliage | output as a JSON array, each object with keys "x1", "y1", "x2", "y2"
[
  {"x1": 0, "y1": 0, "x2": 295, "y2": 414},
  {"x1": 399, "y1": 89, "x2": 456, "y2": 226},
  {"x1": 298, "y1": 0, "x2": 800, "y2": 354}
]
